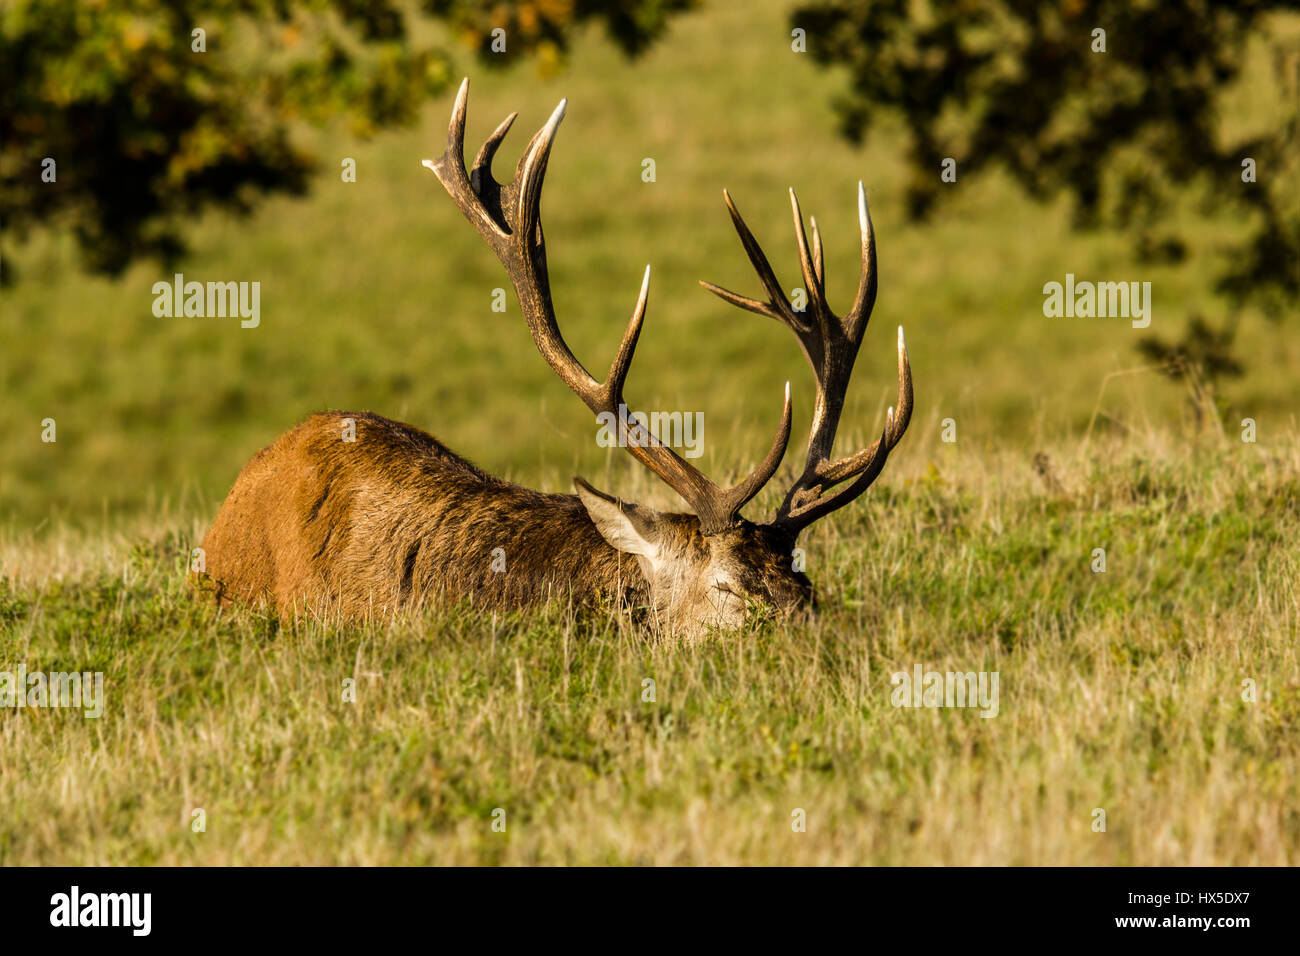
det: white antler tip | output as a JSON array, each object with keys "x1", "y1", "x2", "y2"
[
  {"x1": 421, "y1": 159, "x2": 436, "y2": 171},
  {"x1": 897, "y1": 325, "x2": 906, "y2": 349},
  {"x1": 858, "y1": 182, "x2": 871, "y2": 231}
]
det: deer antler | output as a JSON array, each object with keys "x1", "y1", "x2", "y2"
[
  {"x1": 700, "y1": 184, "x2": 913, "y2": 535},
  {"x1": 424, "y1": 79, "x2": 792, "y2": 534}
]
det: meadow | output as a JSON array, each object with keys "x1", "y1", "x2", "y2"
[{"x1": 1, "y1": 0, "x2": 1296, "y2": 864}]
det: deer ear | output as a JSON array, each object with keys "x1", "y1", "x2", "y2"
[{"x1": 574, "y1": 477, "x2": 660, "y2": 561}]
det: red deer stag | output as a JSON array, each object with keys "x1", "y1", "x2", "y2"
[{"x1": 194, "y1": 79, "x2": 913, "y2": 635}]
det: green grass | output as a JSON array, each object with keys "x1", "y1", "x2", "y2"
[
  {"x1": 1, "y1": 433, "x2": 1296, "y2": 864},
  {"x1": 1, "y1": 0, "x2": 1298, "y2": 865}
]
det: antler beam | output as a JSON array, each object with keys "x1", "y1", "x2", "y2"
[
  {"x1": 701, "y1": 183, "x2": 913, "y2": 534},
  {"x1": 424, "y1": 79, "x2": 792, "y2": 534}
]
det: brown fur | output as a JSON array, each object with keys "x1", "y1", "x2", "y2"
[{"x1": 196, "y1": 410, "x2": 650, "y2": 619}]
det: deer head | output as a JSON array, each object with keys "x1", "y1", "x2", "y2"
[{"x1": 424, "y1": 80, "x2": 913, "y2": 634}]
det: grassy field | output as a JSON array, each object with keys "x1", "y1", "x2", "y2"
[
  {"x1": 1, "y1": 433, "x2": 1296, "y2": 864},
  {"x1": 2, "y1": 0, "x2": 1298, "y2": 864}
]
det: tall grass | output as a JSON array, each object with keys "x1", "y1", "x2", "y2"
[{"x1": 1, "y1": 428, "x2": 1295, "y2": 865}]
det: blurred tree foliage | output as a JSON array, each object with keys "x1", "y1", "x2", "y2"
[
  {"x1": 792, "y1": 0, "x2": 1300, "y2": 384},
  {"x1": 0, "y1": 0, "x2": 695, "y2": 281}
]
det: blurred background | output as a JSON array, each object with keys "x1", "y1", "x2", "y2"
[{"x1": 2, "y1": 0, "x2": 1297, "y2": 529}]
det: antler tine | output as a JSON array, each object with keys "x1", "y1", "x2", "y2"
[
  {"x1": 698, "y1": 190, "x2": 812, "y2": 334},
  {"x1": 604, "y1": 265, "x2": 651, "y2": 407},
  {"x1": 470, "y1": 111, "x2": 517, "y2": 193},
  {"x1": 816, "y1": 325, "x2": 913, "y2": 484},
  {"x1": 722, "y1": 381, "x2": 794, "y2": 518},
  {"x1": 809, "y1": 215, "x2": 825, "y2": 288},
  {"x1": 783, "y1": 411, "x2": 894, "y2": 527},
  {"x1": 425, "y1": 79, "x2": 794, "y2": 533},
  {"x1": 776, "y1": 323, "x2": 912, "y2": 532},
  {"x1": 424, "y1": 78, "x2": 510, "y2": 246},
  {"x1": 445, "y1": 75, "x2": 469, "y2": 163},
  {"x1": 514, "y1": 98, "x2": 566, "y2": 242},
  {"x1": 789, "y1": 189, "x2": 829, "y2": 322},
  {"x1": 845, "y1": 181, "x2": 878, "y2": 343}
]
